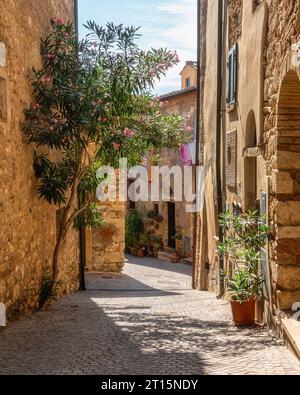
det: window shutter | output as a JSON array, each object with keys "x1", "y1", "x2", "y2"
[{"x1": 227, "y1": 43, "x2": 238, "y2": 105}]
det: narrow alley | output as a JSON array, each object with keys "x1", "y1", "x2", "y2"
[{"x1": 0, "y1": 257, "x2": 299, "y2": 375}]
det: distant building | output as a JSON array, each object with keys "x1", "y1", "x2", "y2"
[{"x1": 134, "y1": 62, "x2": 197, "y2": 262}]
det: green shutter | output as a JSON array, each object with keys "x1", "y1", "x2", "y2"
[{"x1": 227, "y1": 43, "x2": 238, "y2": 105}]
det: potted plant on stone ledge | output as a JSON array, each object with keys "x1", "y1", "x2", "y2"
[{"x1": 217, "y1": 211, "x2": 271, "y2": 326}]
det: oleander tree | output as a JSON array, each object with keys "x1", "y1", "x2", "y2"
[{"x1": 22, "y1": 18, "x2": 189, "y2": 301}]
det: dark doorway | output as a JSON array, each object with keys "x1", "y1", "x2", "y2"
[{"x1": 167, "y1": 202, "x2": 176, "y2": 249}]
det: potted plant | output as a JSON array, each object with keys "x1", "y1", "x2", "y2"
[
  {"x1": 217, "y1": 210, "x2": 271, "y2": 326},
  {"x1": 125, "y1": 211, "x2": 144, "y2": 255},
  {"x1": 223, "y1": 268, "x2": 264, "y2": 325}
]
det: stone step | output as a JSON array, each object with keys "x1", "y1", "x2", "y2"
[
  {"x1": 157, "y1": 250, "x2": 178, "y2": 263},
  {"x1": 281, "y1": 315, "x2": 300, "y2": 361},
  {"x1": 181, "y1": 257, "x2": 193, "y2": 265}
]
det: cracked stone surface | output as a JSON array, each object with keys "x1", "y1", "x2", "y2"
[{"x1": 0, "y1": 256, "x2": 299, "y2": 375}]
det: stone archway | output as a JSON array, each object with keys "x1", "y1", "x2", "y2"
[{"x1": 275, "y1": 70, "x2": 300, "y2": 309}]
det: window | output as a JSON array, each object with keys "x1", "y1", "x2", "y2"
[
  {"x1": 227, "y1": 43, "x2": 238, "y2": 106},
  {"x1": 185, "y1": 77, "x2": 191, "y2": 88}
]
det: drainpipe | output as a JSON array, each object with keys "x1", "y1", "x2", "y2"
[
  {"x1": 216, "y1": 0, "x2": 224, "y2": 298},
  {"x1": 192, "y1": 0, "x2": 201, "y2": 289},
  {"x1": 74, "y1": 0, "x2": 86, "y2": 291}
]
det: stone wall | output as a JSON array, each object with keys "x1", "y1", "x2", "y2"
[
  {"x1": 85, "y1": 200, "x2": 125, "y2": 273},
  {"x1": 264, "y1": 0, "x2": 300, "y2": 310},
  {"x1": 228, "y1": 0, "x2": 243, "y2": 47},
  {"x1": 0, "y1": 0, "x2": 79, "y2": 320}
]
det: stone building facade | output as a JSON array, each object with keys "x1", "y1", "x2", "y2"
[
  {"x1": 0, "y1": 0, "x2": 79, "y2": 320},
  {"x1": 194, "y1": 0, "x2": 300, "y2": 346}
]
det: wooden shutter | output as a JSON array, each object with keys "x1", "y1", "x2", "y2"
[
  {"x1": 227, "y1": 43, "x2": 238, "y2": 105},
  {"x1": 226, "y1": 129, "x2": 237, "y2": 189}
]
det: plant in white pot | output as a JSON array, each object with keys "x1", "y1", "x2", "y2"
[{"x1": 217, "y1": 210, "x2": 271, "y2": 326}]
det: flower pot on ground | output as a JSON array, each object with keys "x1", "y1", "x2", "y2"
[
  {"x1": 171, "y1": 251, "x2": 179, "y2": 263},
  {"x1": 137, "y1": 247, "x2": 145, "y2": 257},
  {"x1": 230, "y1": 299, "x2": 256, "y2": 326},
  {"x1": 217, "y1": 210, "x2": 271, "y2": 326}
]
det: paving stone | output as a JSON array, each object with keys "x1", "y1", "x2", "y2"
[{"x1": 0, "y1": 256, "x2": 299, "y2": 375}]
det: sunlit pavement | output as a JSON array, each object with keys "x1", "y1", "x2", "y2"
[{"x1": 0, "y1": 256, "x2": 299, "y2": 375}]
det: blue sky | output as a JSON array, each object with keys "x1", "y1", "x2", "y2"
[{"x1": 78, "y1": 0, "x2": 197, "y2": 95}]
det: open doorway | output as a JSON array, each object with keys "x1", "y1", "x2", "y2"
[{"x1": 167, "y1": 202, "x2": 176, "y2": 249}]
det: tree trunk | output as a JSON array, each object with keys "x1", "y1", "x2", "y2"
[
  {"x1": 46, "y1": 152, "x2": 84, "y2": 304},
  {"x1": 52, "y1": 231, "x2": 64, "y2": 283},
  {"x1": 48, "y1": 177, "x2": 80, "y2": 298}
]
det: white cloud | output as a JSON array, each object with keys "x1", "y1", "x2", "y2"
[{"x1": 147, "y1": 0, "x2": 197, "y2": 94}]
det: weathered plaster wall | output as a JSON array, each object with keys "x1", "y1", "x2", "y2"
[
  {"x1": 194, "y1": 0, "x2": 220, "y2": 293},
  {"x1": 0, "y1": 0, "x2": 79, "y2": 320},
  {"x1": 225, "y1": 1, "x2": 268, "y2": 210}
]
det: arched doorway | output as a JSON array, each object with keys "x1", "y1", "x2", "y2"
[
  {"x1": 244, "y1": 110, "x2": 257, "y2": 211},
  {"x1": 275, "y1": 70, "x2": 300, "y2": 309}
]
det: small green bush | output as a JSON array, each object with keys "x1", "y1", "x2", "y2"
[{"x1": 125, "y1": 211, "x2": 144, "y2": 249}]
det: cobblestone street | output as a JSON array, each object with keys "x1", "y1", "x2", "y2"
[{"x1": 0, "y1": 256, "x2": 300, "y2": 375}]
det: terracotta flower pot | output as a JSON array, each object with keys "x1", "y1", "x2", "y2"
[
  {"x1": 137, "y1": 248, "x2": 145, "y2": 257},
  {"x1": 230, "y1": 299, "x2": 256, "y2": 326}
]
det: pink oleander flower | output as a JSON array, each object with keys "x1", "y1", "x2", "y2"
[
  {"x1": 98, "y1": 117, "x2": 108, "y2": 123},
  {"x1": 69, "y1": 175, "x2": 74, "y2": 180},
  {"x1": 123, "y1": 128, "x2": 135, "y2": 138},
  {"x1": 186, "y1": 127, "x2": 194, "y2": 133},
  {"x1": 56, "y1": 18, "x2": 65, "y2": 25},
  {"x1": 40, "y1": 75, "x2": 48, "y2": 83},
  {"x1": 113, "y1": 143, "x2": 121, "y2": 151},
  {"x1": 47, "y1": 53, "x2": 56, "y2": 60},
  {"x1": 170, "y1": 50, "x2": 179, "y2": 64}
]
